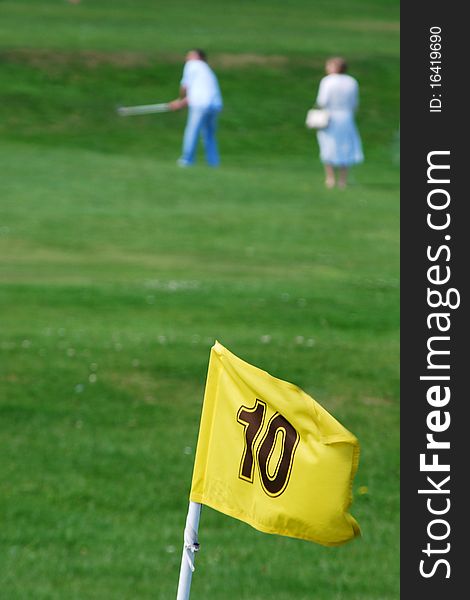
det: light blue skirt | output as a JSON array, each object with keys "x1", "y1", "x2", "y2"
[{"x1": 317, "y1": 110, "x2": 363, "y2": 167}]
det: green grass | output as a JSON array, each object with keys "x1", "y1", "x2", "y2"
[
  {"x1": 0, "y1": 1, "x2": 399, "y2": 598},
  {"x1": 1, "y1": 0, "x2": 399, "y2": 57}
]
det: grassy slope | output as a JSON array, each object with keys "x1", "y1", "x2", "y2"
[
  {"x1": 0, "y1": 1, "x2": 399, "y2": 598},
  {"x1": 0, "y1": 1, "x2": 399, "y2": 56}
]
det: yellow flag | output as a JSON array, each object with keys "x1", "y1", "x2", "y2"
[{"x1": 190, "y1": 342, "x2": 360, "y2": 546}]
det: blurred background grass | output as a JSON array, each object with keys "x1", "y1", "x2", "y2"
[{"x1": 0, "y1": 1, "x2": 399, "y2": 598}]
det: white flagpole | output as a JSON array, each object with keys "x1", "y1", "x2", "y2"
[{"x1": 176, "y1": 501, "x2": 202, "y2": 600}]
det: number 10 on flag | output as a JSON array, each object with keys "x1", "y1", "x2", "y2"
[{"x1": 237, "y1": 399, "x2": 299, "y2": 497}]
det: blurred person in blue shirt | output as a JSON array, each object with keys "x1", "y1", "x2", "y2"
[{"x1": 170, "y1": 49, "x2": 223, "y2": 167}]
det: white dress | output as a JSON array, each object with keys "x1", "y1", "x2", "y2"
[{"x1": 316, "y1": 73, "x2": 364, "y2": 166}]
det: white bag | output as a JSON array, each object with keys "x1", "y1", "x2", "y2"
[{"x1": 305, "y1": 108, "x2": 330, "y2": 129}]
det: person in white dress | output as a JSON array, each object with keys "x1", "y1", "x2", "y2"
[{"x1": 315, "y1": 57, "x2": 363, "y2": 188}]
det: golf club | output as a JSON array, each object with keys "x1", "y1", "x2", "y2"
[{"x1": 116, "y1": 102, "x2": 170, "y2": 116}]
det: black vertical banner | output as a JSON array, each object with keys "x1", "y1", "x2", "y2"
[{"x1": 401, "y1": 3, "x2": 467, "y2": 598}]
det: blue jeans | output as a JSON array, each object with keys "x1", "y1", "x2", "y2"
[{"x1": 181, "y1": 106, "x2": 221, "y2": 166}]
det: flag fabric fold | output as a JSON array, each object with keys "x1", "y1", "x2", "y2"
[{"x1": 190, "y1": 342, "x2": 360, "y2": 546}]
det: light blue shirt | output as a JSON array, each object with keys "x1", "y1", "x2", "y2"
[{"x1": 181, "y1": 59, "x2": 223, "y2": 109}]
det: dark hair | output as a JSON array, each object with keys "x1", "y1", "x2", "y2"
[
  {"x1": 327, "y1": 57, "x2": 348, "y2": 73},
  {"x1": 193, "y1": 49, "x2": 207, "y2": 61}
]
